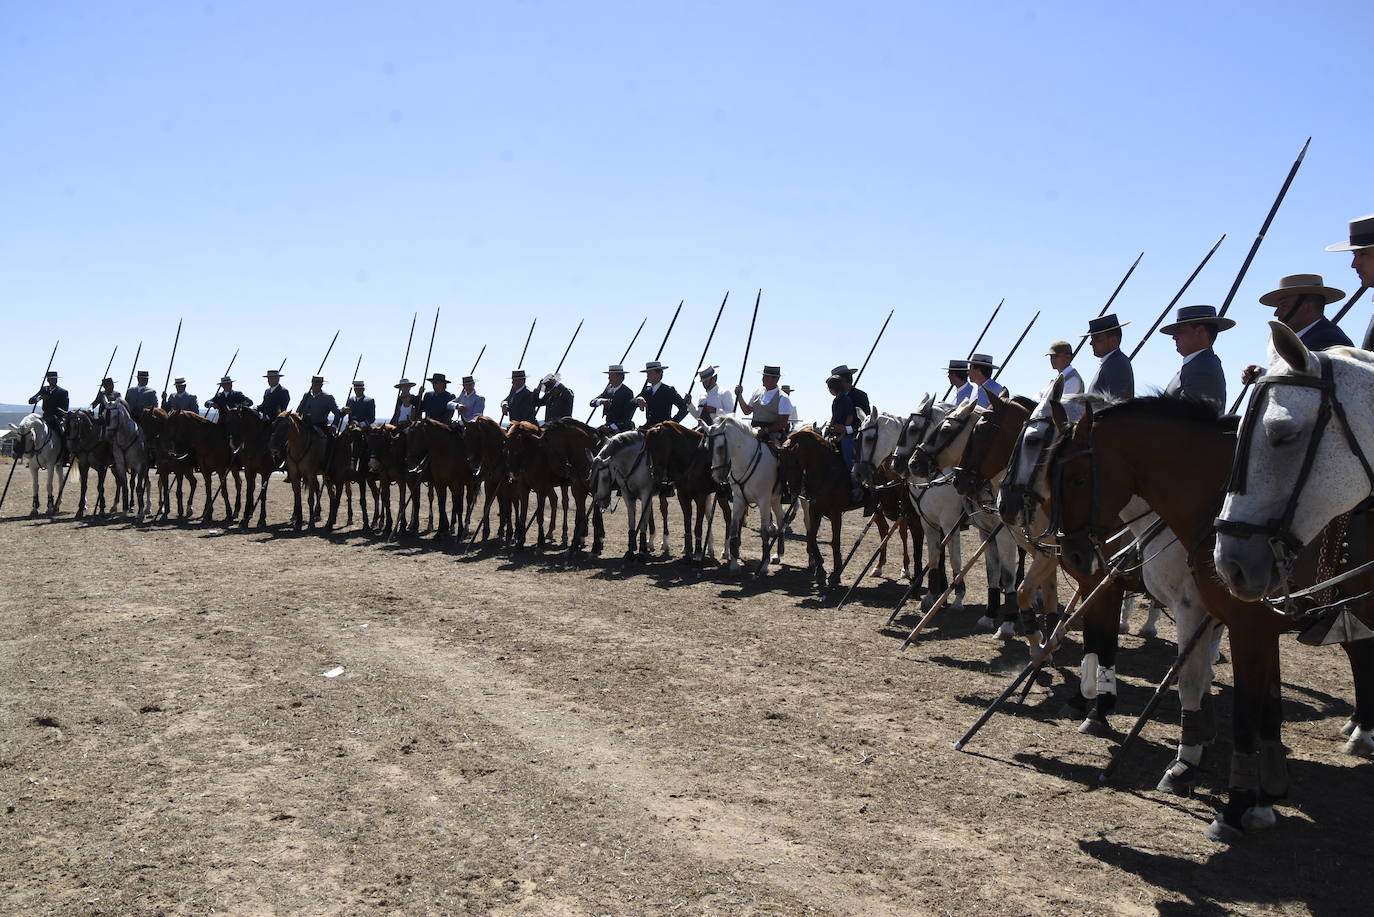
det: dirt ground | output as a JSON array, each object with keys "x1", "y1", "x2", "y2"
[{"x1": 2, "y1": 469, "x2": 1372, "y2": 916}]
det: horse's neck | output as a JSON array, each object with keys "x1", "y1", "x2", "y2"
[{"x1": 1107, "y1": 418, "x2": 1229, "y2": 543}]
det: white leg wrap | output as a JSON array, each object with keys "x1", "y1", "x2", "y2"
[
  {"x1": 1096, "y1": 665, "x2": 1117, "y2": 696},
  {"x1": 1081, "y1": 653, "x2": 1100, "y2": 700}
]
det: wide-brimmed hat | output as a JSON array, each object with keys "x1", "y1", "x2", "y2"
[
  {"x1": 394, "y1": 378, "x2": 415, "y2": 389},
  {"x1": 1045, "y1": 341, "x2": 1072, "y2": 356},
  {"x1": 640, "y1": 361, "x2": 667, "y2": 373},
  {"x1": 427, "y1": 373, "x2": 448, "y2": 384},
  {"x1": 136, "y1": 370, "x2": 149, "y2": 378},
  {"x1": 461, "y1": 375, "x2": 476, "y2": 385},
  {"x1": 540, "y1": 372, "x2": 559, "y2": 385},
  {"x1": 697, "y1": 364, "x2": 718, "y2": 380},
  {"x1": 173, "y1": 377, "x2": 187, "y2": 385},
  {"x1": 352, "y1": 380, "x2": 366, "y2": 387},
  {"x1": 1325, "y1": 214, "x2": 1374, "y2": 253},
  {"x1": 310, "y1": 375, "x2": 326, "y2": 385},
  {"x1": 969, "y1": 352, "x2": 999, "y2": 369},
  {"x1": 1081, "y1": 314, "x2": 1130, "y2": 337},
  {"x1": 830, "y1": 364, "x2": 855, "y2": 377},
  {"x1": 761, "y1": 365, "x2": 782, "y2": 377},
  {"x1": 1258, "y1": 273, "x2": 1345, "y2": 307},
  {"x1": 944, "y1": 359, "x2": 969, "y2": 372},
  {"x1": 264, "y1": 369, "x2": 281, "y2": 378},
  {"x1": 510, "y1": 369, "x2": 526, "y2": 380},
  {"x1": 604, "y1": 364, "x2": 626, "y2": 374},
  {"x1": 102, "y1": 377, "x2": 115, "y2": 386},
  {"x1": 780, "y1": 384, "x2": 794, "y2": 393},
  {"x1": 1159, "y1": 304, "x2": 1236, "y2": 335},
  {"x1": 220, "y1": 376, "x2": 234, "y2": 384}
]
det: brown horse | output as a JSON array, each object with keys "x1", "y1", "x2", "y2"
[
  {"x1": 220, "y1": 405, "x2": 278, "y2": 529},
  {"x1": 136, "y1": 408, "x2": 200, "y2": 522},
  {"x1": 643, "y1": 421, "x2": 732, "y2": 563},
  {"x1": 954, "y1": 389, "x2": 1063, "y2": 643},
  {"x1": 538, "y1": 418, "x2": 601, "y2": 554},
  {"x1": 363, "y1": 424, "x2": 406, "y2": 537},
  {"x1": 462, "y1": 416, "x2": 514, "y2": 547},
  {"x1": 166, "y1": 411, "x2": 241, "y2": 524},
  {"x1": 1050, "y1": 396, "x2": 1374, "y2": 842},
  {"x1": 268, "y1": 412, "x2": 333, "y2": 531},
  {"x1": 60, "y1": 409, "x2": 113, "y2": 519},
  {"x1": 778, "y1": 429, "x2": 896, "y2": 592},
  {"x1": 403, "y1": 419, "x2": 472, "y2": 540},
  {"x1": 505, "y1": 421, "x2": 560, "y2": 551}
]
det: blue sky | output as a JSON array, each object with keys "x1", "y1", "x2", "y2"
[{"x1": 3, "y1": 1, "x2": 1369, "y2": 419}]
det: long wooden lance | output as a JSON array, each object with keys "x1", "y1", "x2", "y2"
[
  {"x1": 277, "y1": 356, "x2": 287, "y2": 374},
  {"x1": 683, "y1": 291, "x2": 729, "y2": 400},
  {"x1": 392, "y1": 311, "x2": 418, "y2": 419},
  {"x1": 655, "y1": 300, "x2": 684, "y2": 362},
  {"x1": 1127, "y1": 233, "x2": 1227, "y2": 361},
  {"x1": 835, "y1": 518, "x2": 902, "y2": 611},
  {"x1": 584, "y1": 317, "x2": 648, "y2": 423},
  {"x1": 123, "y1": 341, "x2": 143, "y2": 393},
  {"x1": 498, "y1": 318, "x2": 538, "y2": 423},
  {"x1": 991, "y1": 311, "x2": 1040, "y2": 381},
  {"x1": 212, "y1": 348, "x2": 237, "y2": 396},
  {"x1": 899, "y1": 521, "x2": 1006, "y2": 650},
  {"x1": 553, "y1": 319, "x2": 583, "y2": 376},
  {"x1": 735, "y1": 289, "x2": 762, "y2": 410},
  {"x1": 1228, "y1": 284, "x2": 1369, "y2": 414},
  {"x1": 941, "y1": 298, "x2": 1003, "y2": 399},
  {"x1": 883, "y1": 514, "x2": 966, "y2": 627},
  {"x1": 1217, "y1": 137, "x2": 1312, "y2": 319},
  {"x1": 0, "y1": 340, "x2": 59, "y2": 514},
  {"x1": 316, "y1": 329, "x2": 340, "y2": 376},
  {"x1": 855, "y1": 309, "x2": 894, "y2": 385},
  {"x1": 1070, "y1": 252, "x2": 1145, "y2": 360},
  {"x1": 336, "y1": 353, "x2": 363, "y2": 432},
  {"x1": 160, "y1": 320, "x2": 183, "y2": 406},
  {"x1": 470, "y1": 344, "x2": 486, "y2": 377},
  {"x1": 416, "y1": 308, "x2": 440, "y2": 399}
]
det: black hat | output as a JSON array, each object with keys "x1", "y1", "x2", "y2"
[
  {"x1": 1159, "y1": 305, "x2": 1236, "y2": 335},
  {"x1": 761, "y1": 365, "x2": 782, "y2": 377},
  {"x1": 1326, "y1": 214, "x2": 1374, "y2": 253},
  {"x1": 944, "y1": 359, "x2": 969, "y2": 372},
  {"x1": 352, "y1": 380, "x2": 365, "y2": 387},
  {"x1": 427, "y1": 373, "x2": 448, "y2": 384},
  {"x1": 1081, "y1": 313, "x2": 1130, "y2": 337},
  {"x1": 511, "y1": 370, "x2": 526, "y2": 379},
  {"x1": 173, "y1": 376, "x2": 187, "y2": 385},
  {"x1": 136, "y1": 370, "x2": 149, "y2": 378},
  {"x1": 46, "y1": 371, "x2": 58, "y2": 378},
  {"x1": 830, "y1": 364, "x2": 856, "y2": 377},
  {"x1": 264, "y1": 369, "x2": 281, "y2": 378},
  {"x1": 461, "y1": 375, "x2": 475, "y2": 385},
  {"x1": 102, "y1": 377, "x2": 114, "y2": 385}
]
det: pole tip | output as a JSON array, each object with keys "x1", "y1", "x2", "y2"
[{"x1": 952, "y1": 740, "x2": 965, "y2": 751}]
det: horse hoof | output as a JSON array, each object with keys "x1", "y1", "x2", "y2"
[
  {"x1": 1343, "y1": 730, "x2": 1374, "y2": 756},
  {"x1": 1156, "y1": 758, "x2": 1201, "y2": 797},
  {"x1": 1138, "y1": 624, "x2": 1159, "y2": 639},
  {"x1": 997, "y1": 621, "x2": 1017, "y2": 639},
  {"x1": 1242, "y1": 805, "x2": 1277, "y2": 831},
  {"x1": 976, "y1": 615, "x2": 996, "y2": 630},
  {"x1": 1340, "y1": 718, "x2": 1357, "y2": 737},
  {"x1": 1204, "y1": 817, "x2": 1246, "y2": 845},
  {"x1": 1078, "y1": 716, "x2": 1114, "y2": 738}
]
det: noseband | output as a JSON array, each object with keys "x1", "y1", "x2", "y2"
[{"x1": 1216, "y1": 353, "x2": 1374, "y2": 561}]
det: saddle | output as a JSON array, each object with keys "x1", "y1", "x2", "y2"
[{"x1": 1289, "y1": 508, "x2": 1374, "y2": 645}]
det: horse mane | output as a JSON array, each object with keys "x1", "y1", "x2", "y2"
[
  {"x1": 786, "y1": 428, "x2": 832, "y2": 449},
  {"x1": 1011, "y1": 395, "x2": 1037, "y2": 412},
  {"x1": 599, "y1": 429, "x2": 643, "y2": 460},
  {"x1": 1094, "y1": 393, "x2": 1239, "y2": 433},
  {"x1": 544, "y1": 416, "x2": 599, "y2": 438},
  {"x1": 716, "y1": 414, "x2": 753, "y2": 436}
]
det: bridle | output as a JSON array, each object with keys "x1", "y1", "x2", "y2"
[
  {"x1": 103, "y1": 403, "x2": 141, "y2": 453},
  {"x1": 912, "y1": 407, "x2": 970, "y2": 478},
  {"x1": 952, "y1": 403, "x2": 1009, "y2": 498},
  {"x1": 1215, "y1": 352, "x2": 1374, "y2": 569},
  {"x1": 708, "y1": 425, "x2": 765, "y2": 490}
]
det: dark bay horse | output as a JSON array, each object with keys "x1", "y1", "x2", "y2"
[
  {"x1": 268, "y1": 412, "x2": 332, "y2": 531},
  {"x1": 363, "y1": 424, "x2": 405, "y2": 537},
  {"x1": 778, "y1": 429, "x2": 896, "y2": 592},
  {"x1": 403, "y1": 419, "x2": 472, "y2": 540},
  {"x1": 61, "y1": 409, "x2": 113, "y2": 519},
  {"x1": 221, "y1": 405, "x2": 277, "y2": 529},
  {"x1": 166, "y1": 411, "x2": 240, "y2": 524},
  {"x1": 644, "y1": 421, "x2": 732, "y2": 563},
  {"x1": 539, "y1": 417, "x2": 601, "y2": 554},
  {"x1": 136, "y1": 408, "x2": 199, "y2": 522},
  {"x1": 1050, "y1": 396, "x2": 1374, "y2": 842},
  {"x1": 463, "y1": 416, "x2": 513, "y2": 547},
  {"x1": 505, "y1": 421, "x2": 560, "y2": 551}
]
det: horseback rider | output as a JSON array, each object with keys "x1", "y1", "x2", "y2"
[
  {"x1": 503, "y1": 370, "x2": 537, "y2": 425},
  {"x1": 29, "y1": 370, "x2": 70, "y2": 461},
  {"x1": 260, "y1": 369, "x2": 291, "y2": 419},
  {"x1": 825, "y1": 374, "x2": 866, "y2": 502},
  {"x1": 535, "y1": 373, "x2": 573, "y2": 423},
  {"x1": 781, "y1": 385, "x2": 799, "y2": 430},
  {"x1": 391, "y1": 378, "x2": 417, "y2": 425},
  {"x1": 947, "y1": 360, "x2": 974, "y2": 405},
  {"x1": 1160, "y1": 305, "x2": 1232, "y2": 409},
  {"x1": 1326, "y1": 215, "x2": 1374, "y2": 348},
  {"x1": 296, "y1": 375, "x2": 342, "y2": 433},
  {"x1": 419, "y1": 373, "x2": 458, "y2": 422},
  {"x1": 830, "y1": 365, "x2": 870, "y2": 419},
  {"x1": 634, "y1": 361, "x2": 696, "y2": 429},
  {"x1": 124, "y1": 370, "x2": 158, "y2": 417},
  {"x1": 208, "y1": 376, "x2": 253, "y2": 421},
  {"x1": 590, "y1": 364, "x2": 636, "y2": 435},
  {"x1": 344, "y1": 380, "x2": 375, "y2": 426},
  {"x1": 164, "y1": 377, "x2": 199, "y2": 414},
  {"x1": 966, "y1": 353, "x2": 1007, "y2": 407},
  {"x1": 92, "y1": 377, "x2": 119, "y2": 416},
  {"x1": 456, "y1": 375, "x2": 485, "y2": 422},
  {"x1": 1084, "y1": 313, "x2": 1135, "y2": 400},
  {"x1": 1040, "y1": 341, "x2": 1085, "y2": 422},
  {"x1": 695, "y1": 365, "x2": 733, "y2": 425},
  {"x1": 733, "y1": 364, "x2": 792, "y2": 446},
  {"x1": 1240, "y1": 274, "x2": 1352, "y2": 386}
]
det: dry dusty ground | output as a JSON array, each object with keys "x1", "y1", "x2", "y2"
[{"x1": 2, "y1": 470, "x2": 1373, "y2": 916}]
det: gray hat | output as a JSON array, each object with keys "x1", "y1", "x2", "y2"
[
  {"x1": 264, "y1": 369, "x2": 281, "y2": 378},
  {"x1": 945, "y1": 359, "x2": 969, "y2": 372},
  {"x1": 394, "y1": 378, "x2": 415, "y2": 389},
  {"x1": 1326, "y1": 214, "x2": 1374, "y2": 253},
  {"x1": 1159, "y1": 304, "x2": 1236, "y2": 335},
  {"x1": 830, "y1": 364, "x2": 856, "y2": 376},
  {"x1": 969, "y1": 352, "x2": 999, "y2": 369},
  {"x1": 640, "y1": 361, "x2": 667, "y2": 372},
  {"x1": 761, "y1": 365, "x2": 782, "y2": 377},
  {"x1": 220, "y1": 376, "x2": 234, "y2": 384},
  {"x1": 604, "y1": 364, "x2": 626, "y2": 374},
  {"x1": 1081, "y1": 313, "x2": 1130, "y2": 337},
  {"x1": 1258, "y1": 273, "x2": 1345, "y2": 307},
  {"x1": 697, "y1": 364, "x2": 718, "y2": 380},
  {"x1": 461, "y1": 375, "x2": 476, "y2": 385},
  {"x1": 173, "y1": 377, "x2": 187, "y2": 385},
  {"x1": 1045, "y1": 341, "x2": 1072, "y2": 356},
  {"x1": 352, "y1": 380, "x2": 366, "y2": 387}
]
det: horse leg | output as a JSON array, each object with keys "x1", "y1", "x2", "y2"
[
  {"x1": 874, "y1": 516, "x2": 889, "y2": 578},
  {"x1": 1070, "y1": 575, "x2": 1124, "y2": 736},
  {"x1": 1207, "y1": 625, "x2": 1284, "y2": 843},
  {"x1": 1158, "y1": 604, "x2": 1221, "y2": 796},
  {"x1": 623, "y1": 497, "x2": 639, "y2": 563}
]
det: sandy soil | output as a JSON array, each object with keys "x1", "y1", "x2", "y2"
[{"x1": 2, "y1": 469, "x2": 1372, "y2": 916}]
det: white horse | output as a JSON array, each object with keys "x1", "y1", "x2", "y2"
[
  {"x1": 707, "y1": 415, "x2": 785, "y2": 575},
  {"x1": 101, "y1": 399, "x2": 150, "y2": 520},
  {"x1": 852, "y1": 407, "x2": 915, "y2": 580},
  {"x1": 592, "y1": 430, "x2": 657, "y2": 562},
  {"x1": 7, "y1": 413, "x2": 64, "y2": 516},
  {"x1": 891, "y1": 398, "x2": 965, "y2": 609}
]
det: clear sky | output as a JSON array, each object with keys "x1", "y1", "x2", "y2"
[{"x1": 3, "y1": 1, "x2": 1369, "y2": 419}]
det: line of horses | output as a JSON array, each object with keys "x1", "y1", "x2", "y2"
[{"x1": 8, "y1": 326, "x2": 1372, "y2": 845}]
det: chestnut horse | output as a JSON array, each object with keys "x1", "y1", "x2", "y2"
[
  {"x1": 363, "y1": 424, "x2": 405, "y2": 537},
  {"x1": 1050, "y1": 396, "x2": 1374, "y2": 842},
  {"x1": 643, "y1": 421, "x2": 732, "y2": 563},
  {"x1": 403, "y1": 419, "x2": 472, "y2": 540},
  {"x1": 61, "y1": 409, "x2": 113, "y2": 519},
  {"x1": 268, "y1": 412, "x2": 332, "y2": 531},
  {"x1": 220, "y1": 405, "x2": 277, "y2": 529},
  {"x1": 463, "y1": 416, "x2": 514, "y2": 547},
  {"x1": 539, "y1": 417, "x2": 601, "y2": 554},
  {"x1": 166, "y1": 411, "x2": 240, "y2": 524},
  {"x1": 505, "y1": 421, "x2": 561, "y2": 551}
]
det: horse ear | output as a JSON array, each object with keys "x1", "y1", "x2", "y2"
[
  {"x1": 856, "y1": 405, "x2": 868, "y2": 424},
  {"x1": 1270, "y1": 320, "x2": 1316, "y2": 375},
  {"x1": 1050, "y1": 399, "x2": 1068, "y2": 431},
  {"x1": 1072, "y1": 403, "x2": 1094, "y2": 442},
  {"x1": 1050, "y1": 373, "x2": 1065, "y2": 403},
  {"x1": 919, "y1": 393, "x2": 933, "y2": 412},
  {"x1": 7, "y1": 423, "x2": 16, "y2": 431},
  {"x1": 986, "y1": 386, "x2": 1005, "y2": 409}
]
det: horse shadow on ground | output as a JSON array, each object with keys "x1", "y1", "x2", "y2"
[{"x1": 1073, "y1": 752, "x2": 1374, "y2": 915}]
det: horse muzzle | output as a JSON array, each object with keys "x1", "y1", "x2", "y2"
[
  {"x1": 1058, "y1": 531, "x2": 1100, "y2": 580},
  {"x1": 1213, "y1": 533, "x2": 1279, "y2": 602},
  {"x1": 952, "y1": 467, "x2": 980, "y2": 498}
]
